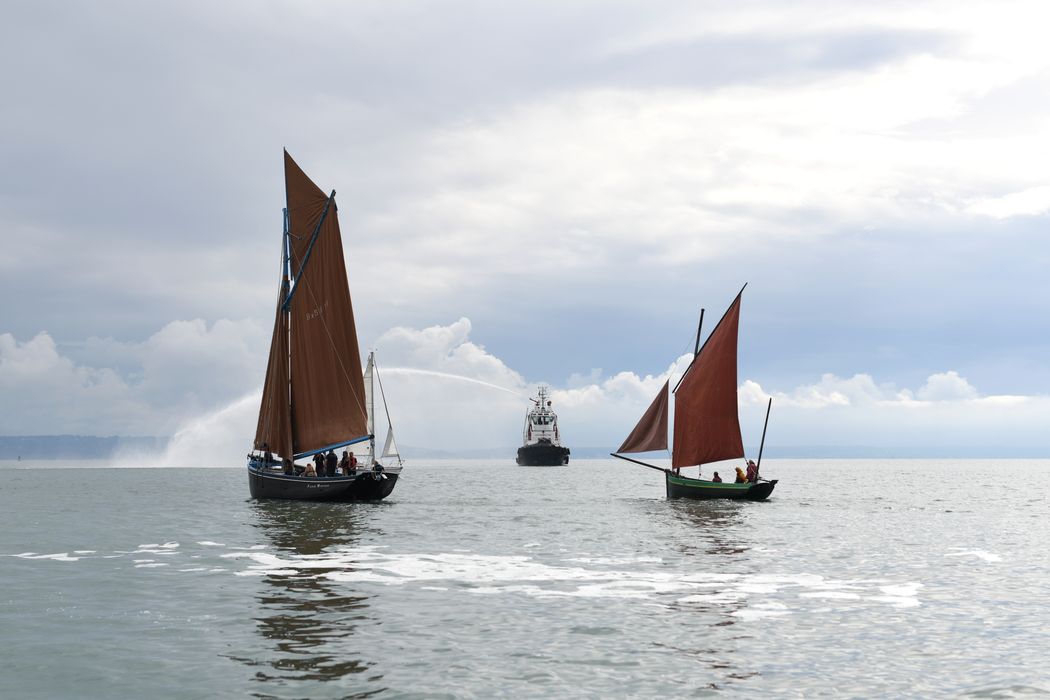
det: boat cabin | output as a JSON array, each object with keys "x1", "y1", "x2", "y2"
[{"x1": 523, "y1": 387, "x2": 562, "y2": 446}]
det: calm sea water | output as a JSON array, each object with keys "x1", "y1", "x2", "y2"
[{"x1": 1, "y1": 459, "x2": 1047, "y2": 698}]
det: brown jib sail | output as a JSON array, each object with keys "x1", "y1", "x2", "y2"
[
  {"x1": 253, "y1": 151, "x2": 369, "y2": 459},
  {"x1": 617, "y1": 380, "x2": 669, "y2": 454},
  {"x1": 671, "y1": 292, "x2": 744, "y2": 467}
]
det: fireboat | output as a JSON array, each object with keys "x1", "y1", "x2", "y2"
[{"x1": 516, "y1": 387, "x2": 570, "y2": 466}]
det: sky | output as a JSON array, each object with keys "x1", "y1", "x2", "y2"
[{"x1": 2, "y1": 0, "x2": 1050, "y2": 462}]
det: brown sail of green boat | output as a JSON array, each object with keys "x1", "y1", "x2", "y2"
[{"x1": 611, "y1": 286, "x2": 777, "y2": 500}]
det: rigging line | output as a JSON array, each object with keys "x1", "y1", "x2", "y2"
[{"x1": 287, "y1": 242, "x2": 369, "y2": 423}]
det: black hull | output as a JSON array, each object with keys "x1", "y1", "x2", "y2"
[
  {"x1": 665, "y1": 472, "x2": 777, "y2": 501},
  {"x1": 248, "y1": 465, "x2": 399, "y2": 501},
  {"x1": 516, "y1": 444, "x2": 570, "y2": 466}
]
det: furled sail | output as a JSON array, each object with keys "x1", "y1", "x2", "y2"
[
  {"x1": 617, "y1": 380, "x2": 669, "y2": 454},
  {"x1": 284, "y1": 151, "x2": 369, "y2": 455},
  {"x1": 671, "y1": 292, "x2": 745, "y2": 467},
  {"x1": 254, "y1": 283, "x2": 293, "y2": 459}
]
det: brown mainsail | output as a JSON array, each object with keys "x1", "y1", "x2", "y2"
[
  {"x1": 253, "y1": 151, "x2": 369, "y2": 460},
  {"x1": 617, "y1": 380, "x2": 669, "y2": 454},
  {"x1": 671, "y1": 292, "x2": 744, "y2": 468}
]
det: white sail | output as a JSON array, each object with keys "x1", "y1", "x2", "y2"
[
  {"x1": 382, "y1": 429, "x2": 400, "y2": 459},
  {"x1": 364, "y1": 353, "x2": 375, "y2": 437},
  {"x1": 373, "y1": 355, "x2": 403, "y2": 466}
]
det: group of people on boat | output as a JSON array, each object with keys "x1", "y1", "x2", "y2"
[
  {"x1": 260, "y1": 444, "x2": 364, "y2": 478},
  {"x1": 684, "y1": 459, "x2": 760, "y2": 484}
]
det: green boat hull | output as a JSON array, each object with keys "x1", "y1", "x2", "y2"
[{"x1": 665, "y1": 472, "x2": 777, "y2": 501}]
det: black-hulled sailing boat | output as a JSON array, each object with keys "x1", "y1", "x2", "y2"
[
  {"x1": 611, "y1": 286, "x2": 777, "y2": 500},
  {"x1": 246, "y1": 151, "x2": 401, "y2": 501}
]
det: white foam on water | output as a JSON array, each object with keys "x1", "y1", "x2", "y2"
[
  {"x1": 566, "y1": 556, "x2": 664, "y2": 565},
  {"x1": 235, "y1": 568, "x2": 300, "y2": 577},
  {"x1": 136, "y1": 543, "x2": 180, "y2": 555},
  {"x1": 212, "y1": 547, "x2": 923, "y2": 613},
  {"x1": 946, "y1": 549, "x2": 1002, "y2": 562},
  {"x1": 869, "y1": 596, "x2": 921, "y2": 608},
  {"x1": 799, "y1": 591, "x2": 862, "y2": 600},
  {"x1": 10, "y1": 539, "x2": 922, "y2": 616},
  {"x1": 881, "y1": 582, "x2": 924, "y2": 597},
  {"x1": 73, "y1": 550, "x2": 96, "y2": 554},
  {"x1": 14, "y1": 552, "x2": 80, "y2": 561},
  {"x1": 678, "y1": 590, "x2": 748, "y2": 605}
]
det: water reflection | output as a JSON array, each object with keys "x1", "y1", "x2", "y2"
[
  {"x1": 234, "y1": 501, "x2": 381, "y2": 696},
  {"x1": 667, "y1": 499, "x2": 750, "y2": 557},
  {"x1": 658, "y1": 499, "x2": 762, "y2": 689}
]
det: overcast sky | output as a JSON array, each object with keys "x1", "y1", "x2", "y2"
[{"x1": 3, "y1": 1, "x2": 1049, "y2": 461}]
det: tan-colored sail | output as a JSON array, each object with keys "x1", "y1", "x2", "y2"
[
  {"x1": 254, "y1": 284, "x2": 293, "y2": 459},
  {"x1": 284, "y1": 151, "x2": 369, "y2": 454},
  {"x1": 617, "y1": 380, "x2": 669, "y2": 453},
  {"x1": 672, "y1": 293, "x2": 744, "y2": 467}
]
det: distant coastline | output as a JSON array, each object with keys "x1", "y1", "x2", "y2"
[
  {"x1": 2, "y1": 435, "x2": 1047, "y2": 460},
  {"x1": 0, "y1": 435, "x2": 167, "y2": 460}
]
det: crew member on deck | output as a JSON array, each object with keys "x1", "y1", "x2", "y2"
[
  {"x1": 313, "y1": 452, "x2": 325, "y2": 477},
  {"x1": 735, "y1": 466, "x2": 748, "y2": 483},
  {"x1": 325, "y1": 450, "x2": 337, "y2": 477},
  {"x1": 262, "y1": 443, "x2": 273, "y2": 467},
  {"x1": 712, "y1": 471, "x2": 722, "y2": 483},
  {"x1": 282, "y1": 457, "x2": 294, "y2": 475},
  {"x1": 746, "y1": 459, "x2": 758, "y2": 482},
  {"x1": 303, "y1": 461, "x2": 317, "y2": 477}
]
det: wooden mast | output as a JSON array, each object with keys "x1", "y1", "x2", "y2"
[{"x1": 756, "y1": 397, "x2": 772, "y2": 479}]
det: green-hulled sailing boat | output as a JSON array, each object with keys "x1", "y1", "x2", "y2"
[{"x1": 612, "y1": 286, "x2": 777, "y2": 500}]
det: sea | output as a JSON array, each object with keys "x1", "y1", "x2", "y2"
[{"x1": 1, "y1": 458, "x2": 1047, "y2": 699}]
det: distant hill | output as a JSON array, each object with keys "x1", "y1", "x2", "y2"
[{"x1": 0, "y1": 435, "x2": 167, "y2": 460}]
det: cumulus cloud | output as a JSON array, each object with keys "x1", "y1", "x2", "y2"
[
  {"x1": 739, "y1": 370, "x2": 1049, "y2": 450},
  {"x1": 916, "y1": 370, "x2": 978, "y2": 401},
  {"x1": 967, "y1": 185, "x2": 1050, "y2": 219},
  {"x1": 375, "y1": 318, "x2": 525, "y2": 390},
  {"x1": 4, "y1": 316, "x2": 1050, "y2": 459},
  {"x1": 0, "y1": 319, "x2": 266, "y2": 437}
]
